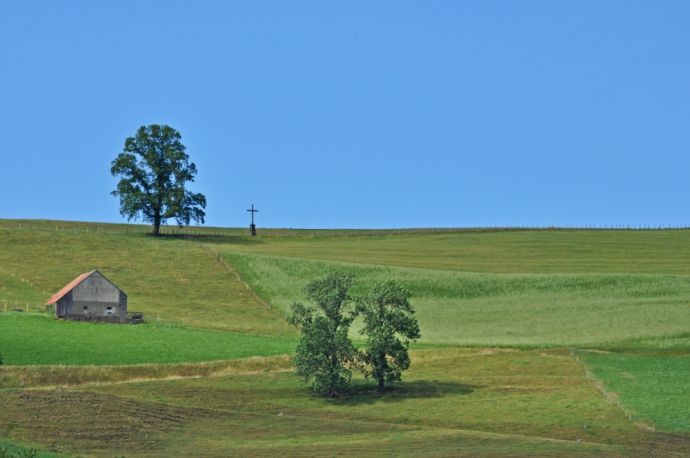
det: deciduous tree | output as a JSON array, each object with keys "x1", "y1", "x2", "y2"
[
  {"x1": 111, "y1": 125, "x2": 206, "y2": 236},
  {"x1": 288, "y1": 272, "x2": 358, "y2": 398},
  {"x1": 356, "y1": 280, "x2": 421, "y2": 393}
]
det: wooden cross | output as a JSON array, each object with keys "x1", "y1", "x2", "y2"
[
  {"x1": 247, "y1": 204, "x2": 258, "y2": 236},
  {"x1": 247, "y1": 204, "x2": 258, "y2": 225}
]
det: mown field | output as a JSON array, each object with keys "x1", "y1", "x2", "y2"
[
  {"x1": 1, "y1": 222, "x2": 690, "y2": 456},
  {"x1": 3, "y1": 349, "x2": 689, "y2": 457}
]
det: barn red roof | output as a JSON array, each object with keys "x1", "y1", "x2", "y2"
[{"x1": 45, "y1": 270, "x2": 97, "y2": 305}]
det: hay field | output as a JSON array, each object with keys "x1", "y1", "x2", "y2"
[{"x1": 211, "y1": 238, "x2": 690, "y2": 347}]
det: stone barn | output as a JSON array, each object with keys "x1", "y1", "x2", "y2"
[{"x1": 45, "y1": 270, "x2": 141, "y2": 324}]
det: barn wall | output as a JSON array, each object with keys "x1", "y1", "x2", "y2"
[
  {"x1": 72, "y1": 272, "x2": 123, "y2": 316},
  {"x1": 73, "y1": 301, "x2": 118, "y2": 315},
  {"x1": 119, "y1": 291, "x2": 128, "y2": 314},
  {"x1": 55, "y1": 290, "x2": 73, "y2": 317}
]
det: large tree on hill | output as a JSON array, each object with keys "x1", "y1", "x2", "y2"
[
  {"x1": 111, "y1": 125, "x2": 206, "y2": 236},
  {"x1": 288, "y1": 271, "x2": 358, "y2": 398},
  {"x1": 356, "y1": 280, "x2": 421, "y2": 393}
]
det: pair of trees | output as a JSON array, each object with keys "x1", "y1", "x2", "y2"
[{"x1": 288, "y1": 272, "x2": 420, "y2": 397}]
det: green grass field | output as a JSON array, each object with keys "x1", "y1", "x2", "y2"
[
  {"x1": 2, "y1": 222, "x2": 690, "y2": 456},
  {"x1": 0, "y1": 439, "x2": 61, "y2": 458},
  {"x1": 0, "y1": 313, "x2": 296, "y2": 366},
  {"x1": 577, "y1": 350, "x2": 690, "y2": 432},
  {"x1": 215, "y1": 251, "x2": 690, "y2": 346}
]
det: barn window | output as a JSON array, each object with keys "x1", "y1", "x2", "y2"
[
  {"x1": 83, "y1": 306, "x2": 88, "y2": 314},
  {"x1": 106, "y1": 307, "x2": 114, "y2": 315}
]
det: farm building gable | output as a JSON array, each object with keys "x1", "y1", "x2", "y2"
[
  {"x1": 46, "y1": 270, "x2": 98, "y2": 306},
  {"x1": 46, "y1": 270, "x2": 134, "y2": 323}
]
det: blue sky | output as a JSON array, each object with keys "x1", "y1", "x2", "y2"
[{"x1": 1, "y1": 1, "x2": 688, "y2": 229}]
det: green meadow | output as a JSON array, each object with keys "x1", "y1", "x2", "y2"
[
  {"x1": 577, "y1": 351, "x2": 690, "y2": 432},
  {"x1": 211, "y1": 244, "x2": 690, "y2": 347},
  {"x1": 0, "y1": 313, "x2": 296, "y2": 366},
  {"x1": 1, "y1": 222, "x2": 690, "y2": 456}
]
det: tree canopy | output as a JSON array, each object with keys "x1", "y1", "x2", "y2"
[
  {"x1": 111, "y1": 125, "x2": 206, "y2": 236},
  {"x1": 356, "y1": 280, "x2": 421, "y2": 393},
  {"x1": 288, "y1": 272, "x2": 421, "y2": 397},
  {"x1": 288, "y1": 272, "x2": 358, "y2": 398}
]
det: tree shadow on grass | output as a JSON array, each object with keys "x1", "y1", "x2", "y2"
[{"x1": 334, "y1": 379, "x2": 482, "y2": 406}]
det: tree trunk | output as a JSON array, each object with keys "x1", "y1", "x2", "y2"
[
  {"x1": 153, "y1": 214, "x2": 161, "y2": 236},
  {"x1": 377, "y1": 352, "x2": 387, "y2": 393}
]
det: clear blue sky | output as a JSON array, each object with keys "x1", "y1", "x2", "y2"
[{"x1": 1, "y1": 1, "x2": 688, "y2": 229}]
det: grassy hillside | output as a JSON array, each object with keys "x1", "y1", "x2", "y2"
[
  {"x1": 0, "y1": 227, "x2": 294, "y2": 335},
  {"x1": 3, "y1": 223, "x2": 689, "y2": 348},
  {"x1": 207, "y1": 229, "x2": 690, "y2": 274},
  {"x1": 3, "y1": 222, "x2": 690, "y2": 456},
  {"x1": 212, "y1": 248, "x2": 690, "y2": 347},
  {"x1": 0, "y1": 272, "x2": 44, "y2": 312},
  {"x1": 201, "y1": 230, "x2": 690, "y2": 442}
]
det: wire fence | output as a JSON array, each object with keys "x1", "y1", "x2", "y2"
[
  {"x1": 184, "y1": 236, "x2": 284, "y2": 318},
  {"x1": 3, "y1": 221, "x2": 690, "y2": 238},
  {"x1": 570, "y1": 349, "x2": 655, "y2": 431},
  {"x1": 0, "y1": 269, "x2": 47, "y2": 314}
]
